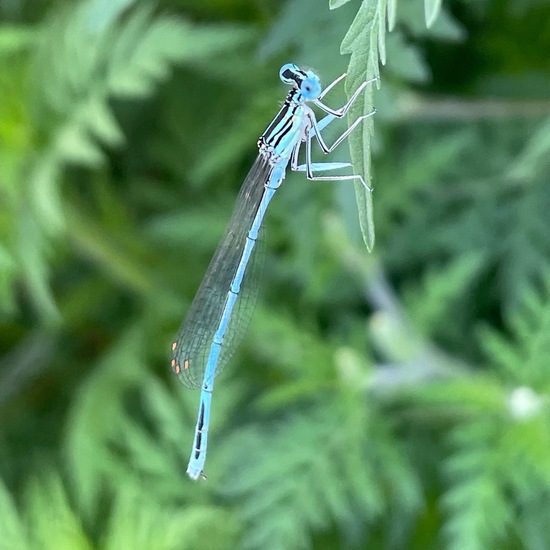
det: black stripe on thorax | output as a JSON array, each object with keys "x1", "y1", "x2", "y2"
[
  {"x1": 272, "y1": 112, "x2": 296, "y2": 149},
  {"x1": 261, "y1": 89, "x2": 303, "y2": 144}
]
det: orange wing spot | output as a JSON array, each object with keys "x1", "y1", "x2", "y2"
[
  {"x1": 184, "y1": 359, "x2": 190, "y2": 370},
  {"x1": 170, "y1": 359, "x2": 179, "y2": 374},
  {"x1": 171, "y1": 341, "x2": 177, "y2": 351}
]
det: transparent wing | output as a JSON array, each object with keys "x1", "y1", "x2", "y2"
[{"x1": 171, "y1": 155, "x2": 271, "y2": 388}]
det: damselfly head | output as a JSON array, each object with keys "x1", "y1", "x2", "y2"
[
  {"x1": 279, "y1": 63, "x2": 301, "y2": 84},
  {"x1": 279, "y1": 63, "x2": 321, "y2": 100}
]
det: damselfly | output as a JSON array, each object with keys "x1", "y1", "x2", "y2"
[{"x1": 171, "y1": 64, "x2": 376, "y2": 480}]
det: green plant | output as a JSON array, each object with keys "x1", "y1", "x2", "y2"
[{"x1": 2, "y1": 1, "x2": 550, "y2": 549}]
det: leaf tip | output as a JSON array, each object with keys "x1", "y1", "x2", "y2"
[{"x1": 425, "y1": 0, "x2": 442, "y2": 28}]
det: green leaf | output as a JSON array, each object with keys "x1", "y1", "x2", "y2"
[
  {"x1": 25, "y1": 474, "x2": 94, "y2": 550},
  {"x1": 340, "y1": 0, "x2": 383, "y2": 250},
  {"x1": 378, "y1": 0, "x2": 388, "y2": 65},
  {"x1": 443, "y1": 421, "x2": 513, "y2": 550},
  {"x1": 18, "y1": 212, "x2": 61, "y2": 324},
  {"x1": 65, "y1": 205, "x2": 153, "y2": 295},
  {"x1": 396, "y1": 2, "x2": 464, "y2": 40},
  {"x1": 82, "y1": 95, "x2": 125, "y2": 147},
  {"x1": 64, "y1": 325, "x2": 149, "y2": 516},
  {"x1": 0, "y1": 25, "x2": 35, "y2": 55},
  {"x1": 424, "y1": 0, "x2": 442, "y2": 28},
  {"x1": 499, "y1": 181, "x2": 550, "y2": 313},
  {"x1": 429, "y1": 8, "x2": 466, "y2": 41},
  {"x1": 508, "y1": 116, "x2": 550, "y2": 181},
  {"x1": 29, "y1": 155, "x2": 65, "y2": 235},
  {"x1": 329, "y1": 0, "x2": 353, "y2": 9},
  {"x1": 103, "y1": 484, "x2": 239, "y2": 550},
  {"x1": 482, "y1": 280, "x2": 550, "y2": 389},
  {"x1": 404, "y1": 253, "x2": 484, "y2": 337},
  {"x1": 386, "y1": 32, "x2": 429, "y2": 83},
  {"x1": 387, "y1": 0, "x2": 397, "y2": 31},
  {"x1": 0, "y1": 478, "x2": 28, "y2": 550},
  {"x1": 54, "y1": 122, "x2": 106, "y2": 166}
]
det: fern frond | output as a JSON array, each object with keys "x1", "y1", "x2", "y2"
[
  {"x1": 376, "y1": 128, "x2": 474, "y2": 241},
  {"x1": 110, "y1": 373, "x2": 193, "y2": 500},
  {"x1": 481, "y1": 278, "x2": 550, "y2": 388},
  {"x1": 498, "y1": 180, "x2": 550, "y2": 313},
  {"x1": 34, "y1": 1, "x2": 251, "y2": 167},
  {"x1": 443, "y1": 421, "x2": 512, "y2": 550},
  {"x1": 403, "y1": 253, "x2": 484, "y2": 339},
  {"x1": 63, "y1": 325, "x2": 149, "y2": 517},
  {"x1": 102, "y1": 484, "x2": 239, "y2": 550},
  {"x1": 223, "y1": 396, "x2": 421, "y2": 550},
  {"x1": 24, "y1": 473, "x2": 93, "y2": 550},
  {"x1": 444, "y1": 400, "x2": 550, "y2": 550},
  {"x1": 2, "y1": 472, "x2": 238, "y2": 550},
  {"x1": 12, "y1": 0, "x2": 251, "y2": 318},
  {"x1": 441, "y1": 279, "x2": 550, "y2": 547}
]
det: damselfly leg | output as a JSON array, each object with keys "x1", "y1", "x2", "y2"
[{"x1": 292, "y1": 75, "x2": 377, "y2": 192}]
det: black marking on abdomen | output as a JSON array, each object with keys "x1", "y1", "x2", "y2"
[{"x1": 195, "y1": 403, "x2": 205, "y2": 458}]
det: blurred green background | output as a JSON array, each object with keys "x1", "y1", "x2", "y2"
[{"x1": 2, "y1": 0, "x2": 550, "y2": 549}]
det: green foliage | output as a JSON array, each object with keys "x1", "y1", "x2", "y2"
[
  {"x1": 223, "y1": 396, "x2": 421, "y2": 550},
  {"x1": 0, "y1": 477, "x2": 27, "y2": 550},
  {"x1": 443, "y1": 420, "x2": 513, "y2": 550},
  {"x1": 330, "y1": 0, "x2": 461, "y2": 249},
  {"x1": 400, "y1": 281, "x2": 550, "y2": 549},
  {"x1": 403, "y1": 252, "x2": 484, "y2": 342},
  {"x1": 2, "y1": 0, "x2": 550, "y2": 549},
  {"x1": 0, "y1": 0, "x2": 252, "y2": 322},
  {"x1": 482, "y1": 279, "x2": 550, "y2": 388},
  {"x1": 333, "y1": 0, "x2": 387, "y2": 249}
]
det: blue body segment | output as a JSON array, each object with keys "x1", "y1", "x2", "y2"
[{"x1": 171, "y1": 64, "x2": 377, "y2": 480}]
